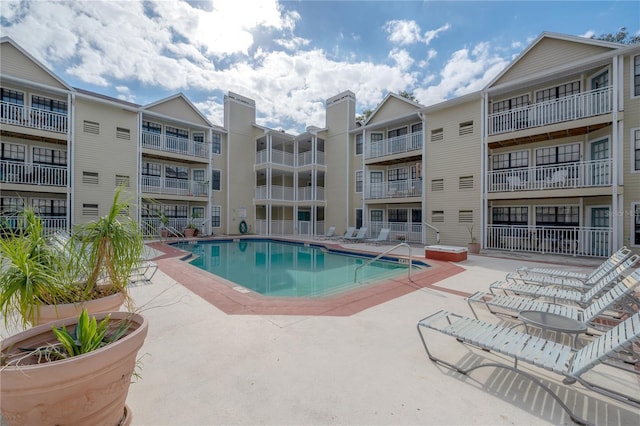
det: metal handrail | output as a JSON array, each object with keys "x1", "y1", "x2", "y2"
[
  {"x1": 354, "y1": 242, "x2": 412, "y2": 283},
  {"x1": 424, "y1": 222, "x2": 440, "y2": 244}
]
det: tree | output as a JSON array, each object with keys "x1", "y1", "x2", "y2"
[
  {"x1": 592, "y1": 27, "x2": 640, "y2": 45},
  {"x1": 398, "y1": 90, "x2": 419, "y2": 103},
  {"x1": 356, "y1": 108, "x2": 373, "y2": 123}
]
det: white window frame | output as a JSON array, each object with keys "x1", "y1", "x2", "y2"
[
  {"x1": 490, "y1": 205, "x2": 530, "y2": 226},
  {"x1": 211, "y1": 168, "x2": 221, "y2": 191},
  {"x1": 533, "y1": 203, "x2": 580, "y2": 227},
  {"x1": 631, "y1": 127, "x2": 640, "y2": 173},
  {"x1": 632, "y1": 54, "x2": 640, "y2": 99},
  {"x1": 211, "y1": 205, "x2": 221, "y2": 228},
  {"x1": 211, "y1": 133, "x2": 222, "y2": 155},
  {"x1": 0, "y1": 142, "x2": 26, "y2": 162},
  {"x1": 355, "y1": 170, "x2": 363, "y2": 193},
  {"x1": 534, "y1": 142, "x2": 581, "y2": 166}
]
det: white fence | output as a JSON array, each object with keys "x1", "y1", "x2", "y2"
[
  {"x1": 0, "y1": 102, "x2": 68, "y2": 133},
  {"x1": 0, "y1": 161, "x2": 68, "y2": 186}
]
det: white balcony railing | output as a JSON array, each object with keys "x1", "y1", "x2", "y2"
[
  {"x1": 297, "y1": 186, "x2": 325, "y2": 201},
  {"x1": 365, "y1": 131, "x2": 422, "y2": 160},
  {"x1": 141, "y1": 176, "x2": 208, "y2": 196},
  {"x1": 488, "y1": 86, "x2": 612, "y2": 135},
  {"x1": 0, "y1": 102, "x2": 68, "y2": 133},
  {"x1": 486, "y1": 225, "x2": 612, "y2": 257},
  {"x1": 141, "y1": 131, "x2": 209, "y2": 158},
  {"x1": 255, "y1": 185, "x2": 295, "y2": 201},
  {"x1": 488, "y1": 159, "x2": 612, "y2": 192},
  {"x1": 297, "y1": 151, "x2": 326, "y2": 166},
  {"x1": 368, "y1": 221, "x2": 423, "y2": 243},
  {"x1": 0, "y1": 160, "x2": 68, "y2": 186},
  {"x1": 1, "y1": 215, "x2": 67, "y2": 235},
  {"x1": 367, "y1": 179, "x2": 422, "y2": 199},
  {"x1": 255, "y1": 149, "x2": 295, "y2": 166}
]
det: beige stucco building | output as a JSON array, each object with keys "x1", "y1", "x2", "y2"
[{"x1": 2, "y1": 33, "x2": 640, "y2": 258}]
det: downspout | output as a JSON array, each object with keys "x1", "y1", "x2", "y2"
[
  {"x1": 136, "y1": 110, "x2": 142, "y2": 226},
  {"x1": 207, "y1": 128, "x2": 213, "y2": 236},
  {"x1": 480, "y1": 92, "x2": 488, "y2": 249},
  {"x1": 418, "y1": 111, "x2": 426, "y2": 244},
  {"x1": 361, "y1": 128, "x2": 366, "y2": 230},
  {"x1": 67, "y1": 92, "x2": 74, "y2": 231},
  {"x1": 611, "y1": 54, "x2": 620, "y2": 253}
]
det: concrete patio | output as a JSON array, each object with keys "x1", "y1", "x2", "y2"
[{"x1": 118, "y1": 241, "x2": 640, "y2": 425}]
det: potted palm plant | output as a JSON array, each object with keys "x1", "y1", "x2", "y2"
[
  {"x1": 0, "y1": 186, "x2": 145, "y2": 328},
  {"x1": 466, "y1": 224, "x2": 480, "y2": 254},
  {"x1": 1, "y1": 308, "x2": 148, "y2": 425}
]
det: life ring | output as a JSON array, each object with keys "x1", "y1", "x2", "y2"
[{"x1": 239, "y1": 220, "x2": 248, "y2": 234}]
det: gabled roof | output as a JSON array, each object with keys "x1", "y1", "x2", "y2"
[
  {"x1": 364, "y1": 92, "x2": 423, "y2": 125},
  {"x1": 143, "y1": 93, "x2": 214, "y2": 127},
  {"x1": 485, "y1": 32, "x2": 625, "y2": 90},
  {"x1": 0, "y1": 36, "x2": 72, "y2": 91}
]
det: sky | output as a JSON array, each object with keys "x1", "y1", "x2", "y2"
[{"x1": 1, "y1": 0, "x2": 639, "y2": 133}]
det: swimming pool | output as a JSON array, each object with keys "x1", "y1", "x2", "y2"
[{"x1": 173, "y1": 239, "x2": 421, "y2": 298}]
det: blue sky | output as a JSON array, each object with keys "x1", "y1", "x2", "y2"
[{"x1": 1, "y1": 1, "x2": 638, "y2": 133}]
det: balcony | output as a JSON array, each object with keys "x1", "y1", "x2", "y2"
[
  {"x1": 366, "y1": 179, "x2": 422, "y2": 199},
  {"x1": 298, "y1": 150, "x2": 325, "y2": 166},
  {"x1": 0, "y1": 102, "x2": 68, "y2": 133},
  {"x1": 365, "y1": 131, "x2": 422, "y2": 160},
  {"x1": 1, "y1": 215, "x2": 67, "y2": 235},
  {"x1": 487, "y1": 159, "x2": 611, "y2": 193},
  {"x1": 297, "y1": 186, "x2": 325, "y2": 201},
  {"x1": 488, "y1": 87, "x2": 612, "y2": 136},
  {"x1": 0, "y1": 160, "x2": 68, "y2": 186},
  {"x1": 141, "y1": 131, "x2": 209, "y2": 159},
  {"x1": 486, "y1": 225, "x2": 612, "y2": 257},
  {"x1": 255, "y1": 185, "x2": 295, "y2": 201},
  {"x1": 141, "y1": 176, "x2": 208, "y2": 197},
  {"x1": 256, "y1": 149, "x2": 295, "y2": 167}
]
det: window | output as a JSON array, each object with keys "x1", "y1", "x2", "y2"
[
  {"x1": 492, "y1": 95, "x2": 529, "y2": 113},
  {"x1": 355, "y1": 170, "x2": 363, "y2": 193},
  {"x1": 165, "y1": 165, "x2": 188, "y2": 180},
  {"x1": 633, "y1": 128, "x2": 640, "y2": 172},
  {"x1": 411, "y1": 122, "x2": 422, "y2": 133},
  {"x1": 634, "y1": 203, "x2": 640, "y2": 245},
  {"x1": 0, "y1": 197, "x2": 24, "y2": 215},
  {"x1": 536, "y1": 81, "x2": 580, "y2": 102},
  {"x1": 83, "y1": 120, "x2": 99, "y2": 134},
  {"x1": 166, "y1": 126, "x2": 189, "y2": 140},
  {"x1": 370, "y1": 133, "x2": 383, "y2": 143},
  {"x1": 535, "y1": 206, "x2": 579, "y2": 227},
  {"x1": 356, "y1": 209, "x2": 363, "y2": 229},
  {"x1": 32, "y1": 198, "x2": 66, "y2": 217},
  {"x1": 162, "y1": 204, "x2": 188, "y2": 219},
  {"x1": 633, "y1": 55, "x2": 640, "y2": 97},
  {"x1": 0, "y1": 143, "x2": 25, "y2": 161},
  {"x1": 0, "y1": 88, "x2": 24, "y2": 105},
  {"x1": 116, "y1": 127, "x2": 131, "y2": 140},
  {"x1": 211, "y1": 133, "x2": 221, "y2": 154},
  {"x1": 142, "y1": 120, "x2": 161, "y2": 134},
  {"x1": 370, "y1": 209, "x2": 383, "y2": 222},
  {"x1": 32, "y1": 147, "x2": 67, "y2": 166},
  {"x1": 355, "y1": 133, "x2": 363, "y2": 155},
  {"x1": 430, "y1": 128, "x2": 443, "y2": 142},
  {"x1": 82, "y1": 171, "x2": 99, "y2": 184},
  {"x1": 387, "y1": 127, "x2": 407, "y2": 138},
  {"x1": 192, "y1": 169, "x2": 205, "y2": 182},
  {"x1": 211, "y1": 205, "x2": 221, "y2": 227},
  {"x1": 211, "y1": 169, "x2": 221, "y2": 190},
  {"x1": 142, "y1": 162, "x2": 161, "y2": 177},
  {"x1": 431, "y1": 178, "x2": 444, "y2": 191},
  {"x1": 431, "y1": 210, "x2": 444, "y2": 223},
  {"x1": 459, "y1": 121, "x2": 473, "y2": 136},
  {"x1": 411, "y1": 209, "x2": 422, "y2": 223},
  {"x1": 492, "y1": 150, "x2": 529, "y2": 170},
  {"x1": 536, "y1": 143, "x2": 580, "y2": 166},
  {"x1": 458, "y1": 210, "x2": 473, "y2": 223},
  {"x1": 388, "y1": 167, "x2": 408, "y2": 181},
  {"x1": 31, "y1": 95, "x2": 67, "y2": 113},
  {"x1": 459, "y1": 176, "x2": 474, "y2": 190},
  {"x1": 388, "y1": 208, "x2": 408, "y2": 223},
  {"x1": 492, "y1": 207, "x2": 528, "y2": 225}
]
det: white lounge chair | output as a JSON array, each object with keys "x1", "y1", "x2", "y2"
[
  {"x1": 342, "y1": 227, "x2": 368, "y2": 242},
  {"x1": 336, "y1": 226, "x2": 356, "y2": 241},
  {"x1": 417, "y1": 310, "x2": 640, "y2": 424},
  {"x1": 365, "y1": 228, "x2": 390, "y2": 245},
  {"x1": 489, "y1": 256, "x2": 639, "y2": 307},
  {"x1": 512, "y1": 246, "x2": 631, "y2": 283},
  {"x1": 315, "y1": 226, "x2": 336, "y2": 240},
  {"x1": 467, "y1": 269, "x2": 640, "y2": 327}
]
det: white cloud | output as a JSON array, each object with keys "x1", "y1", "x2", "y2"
[
  {"x1": 423, "y1": 23, "x2": 450, "y2": 45},
  {"x1": 384, "y1": 20, "x2": 423, "y2": 45},
  {"x1": 388, "y1": 48, "x2": 414, "y2": 71},
  {"x1": 274, "y1": 37, "x2": 311, "y2": 50},
  {"x1": 418, "y1": 49, "x2": 438, "y2": 68},
  {"x1": 115, "y1": 86, "x2": 136, "y2": 103}
]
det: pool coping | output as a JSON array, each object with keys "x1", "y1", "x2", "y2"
[{"x1": 146, "y1": 237, "x2": 468, "y2": 316}]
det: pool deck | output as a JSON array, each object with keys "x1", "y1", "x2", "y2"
[{"x1": 5, "y1": 239, "x2": 640, "y2": 425}]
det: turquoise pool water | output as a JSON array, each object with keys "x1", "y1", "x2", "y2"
[{"x1": 173, "y1": 239, "x2": 418, "y2": 297}]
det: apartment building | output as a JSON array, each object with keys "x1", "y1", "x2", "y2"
[{"x1": 2, "y1": 33, "x2": 640, "y2": 258}]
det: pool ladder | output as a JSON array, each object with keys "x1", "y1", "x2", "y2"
[{"x1": 354, "y1": 242, "x2": 413, "y2": 283}]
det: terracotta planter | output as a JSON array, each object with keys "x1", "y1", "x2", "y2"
[
  {"x1": 160, "y1": 228, "x2": 169, "y2": 238},
  {"x1": 184, "y1": 228, "x2": 196, "y2": 238},
  {"x1": 33, "y1": 291, "x2": 126, "y2": 326},
  {"x1": 467, "y1": 242, "x2": 481, "y2": 254},
  {"x1": 0, "y1": 311, "x2": 148, "y2": 426}
]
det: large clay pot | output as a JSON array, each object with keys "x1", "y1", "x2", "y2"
[
  {"x1": 32, "y1": 291, "x2": 126, "y2": 326},
  {"x1": 0, "y1": 311, "x2": 148, "y2": 426},
  {"x1": 467, "y1": 242, "x2": 481, "y2": 254}
]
